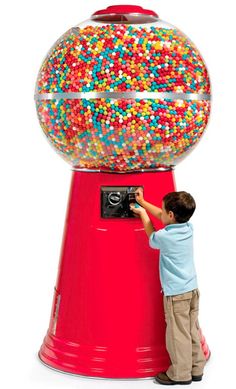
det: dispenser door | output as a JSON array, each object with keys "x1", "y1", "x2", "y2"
[{"x1": 101, "y1": 186, "x2": 143, "y2": 218}]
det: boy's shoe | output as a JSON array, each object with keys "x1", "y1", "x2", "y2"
[
  {"x1": 154, "y1": 372, "x2": 192, "y2": 385},
  {"x1": 192, "y1": 374, "x2": 203, "y2": 381}
]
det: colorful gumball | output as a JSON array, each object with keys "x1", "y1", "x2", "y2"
[{"x1": 35, "y1": 6, "x2": 210, "y2": 172}]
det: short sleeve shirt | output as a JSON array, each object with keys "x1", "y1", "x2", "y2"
[{"x1": 149, "y1": 222, "x2": 198, "y2": 296}]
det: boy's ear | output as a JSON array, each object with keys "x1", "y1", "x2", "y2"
[{"x1": 169, "y1": 210, "x2": 175, "y2": 219}]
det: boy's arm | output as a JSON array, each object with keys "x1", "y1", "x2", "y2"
[
  {"x1": 135, "y1": 187, "x2": 162, "y2": 220},
  {"x1": 130, "y1": 205, "x2": 155, "y2": 238},
  {"x1": 140, "y1": 210, "x2": 155, "y2": 237},
  {"x1": 140, "y1": 200, "x2": 162, "y2": 220}
]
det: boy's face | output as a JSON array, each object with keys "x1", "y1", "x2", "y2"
[{"x1": 161, "y1": 202, "x2": 176, "y2": 225}]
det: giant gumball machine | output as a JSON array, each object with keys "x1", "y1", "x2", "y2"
[{"x1": 35, "y1": 5, "x2": 211, "y2": 378}]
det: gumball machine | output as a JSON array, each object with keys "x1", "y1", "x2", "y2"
[{"x1": 35, "y1": 5, "x2": 211, "y2": 378}]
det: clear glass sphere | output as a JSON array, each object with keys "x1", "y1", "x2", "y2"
[{"x1": 35, "y1": 6, "x2": 211, "y2": 172}]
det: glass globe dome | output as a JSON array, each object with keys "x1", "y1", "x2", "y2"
[{"x1": 35, "y1": 5, "x2": 211, "y2": 172}]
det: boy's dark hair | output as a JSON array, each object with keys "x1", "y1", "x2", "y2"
[{"x1": 163, "y1": 191, "x2": 196, "y2": 223}]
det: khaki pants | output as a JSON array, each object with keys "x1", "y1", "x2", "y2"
[{"x1": 163, "y1": 289, "x2": 206, "y2": 381}]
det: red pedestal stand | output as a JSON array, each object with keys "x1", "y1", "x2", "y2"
[{"x1": 39, "y1": 170, "x2": 175, "y2": 378}]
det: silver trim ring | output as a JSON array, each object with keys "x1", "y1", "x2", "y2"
[
  {"x1": 35, "y1": 92, "x2": 211, "y2": 101},
  {"x1": 72, "y1": 167, "x2": 174, "y2": 173},
  {"x1": 91, "y1": 13, "x2": 159, "y2": 20}
]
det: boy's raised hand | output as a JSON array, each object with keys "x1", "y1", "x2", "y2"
[
  {"x1": 135, "y1": 187, "x2": 144, "y2": 205},
  {"x1": 129, "y1": 202, "x2": 146, "y2": 217}
]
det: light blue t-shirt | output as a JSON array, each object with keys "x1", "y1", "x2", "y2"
[{"x1": 149, "y1": 222, "x2": 198, "y2": 296}]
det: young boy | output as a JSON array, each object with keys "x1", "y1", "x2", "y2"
[{"x1": 130, "y1": 188, "x2": 206, "y2": 385}]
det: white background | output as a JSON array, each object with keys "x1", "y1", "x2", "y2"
[{"x1": 0, "y1": 0, "x2": 235, "y2": 388}]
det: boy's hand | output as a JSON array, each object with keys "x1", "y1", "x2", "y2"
[
  {"x1": 130, "y1": 203, "x2": 154, "y2": 237},
  {"x1": 135, "y1": 187, "x2": 144, "y2": 205},
  {"x1": 130, "y1": 202, "x2": 146, "y2": 217}
]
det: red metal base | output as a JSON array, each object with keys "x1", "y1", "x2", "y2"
[{"x1": 39, "y1": 171, "x2": 174, "y2": 377}]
